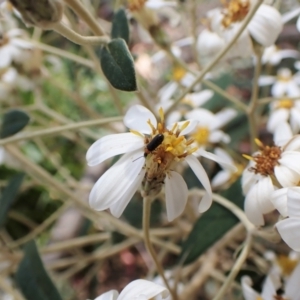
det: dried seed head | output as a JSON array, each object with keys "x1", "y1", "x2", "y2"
[{"x1": 9, "y1": 0, "x2": 64, "y2": 29}]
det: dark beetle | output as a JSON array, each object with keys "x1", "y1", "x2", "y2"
[{"x1": 144, "y1": 134, "x2": 164, "y2": 157}]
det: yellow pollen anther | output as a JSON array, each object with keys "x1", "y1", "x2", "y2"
[
  {"x1": 147, "y1": 119, "x2": 156, "y2": 134},
  {"x1": 130, "y1": 129, "x2": 144, "y2": 137},
  {"x1": 242, "y1": 154, "x2": 253, "y2": 160},
  {"x1": 170, "y1": 122, "x2": 178, "y2": 133},
  {"x1": 159, "y1": 107, "x2": 165, "y2": 124},
  {"x1": 127, "y1": 0, "x2": 146, "y2": 11},
  {"x1": 254, "y1": 138, "x2": 264, "y2": 148},
  {"x1": 277, "y1": 255, "x2": 298, "y2": 276},
  {"x1": 158, "y1": 122, "x2": 164, "y2": 133},
  {"x1": 186, "y1": 138, "x2": 195, "y2": 145},
  {"x1": 166, "y1": 146, "x2": 173, "y2": 152},
  {"x1": 179, "y1": 121, "x2": 190, "y2": 132},
  {"x1": 173, "y1": 136, "x2": 184, "y2": 147},
  {"x1": 221, "y1": 0, "x2": 250, "y2": 28},
  {"x1": 188, "y1": 147, "x2": 198, "y2": 155}
]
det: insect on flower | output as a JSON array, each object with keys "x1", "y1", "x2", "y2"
[
  {"x1": 144, "y1": 133, "x2": 165, "y2": 157},
  {"x1": 86, "y1": 105, "x2": 227, "y2": 221}
]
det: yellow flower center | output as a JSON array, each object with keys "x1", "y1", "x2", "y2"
[
  {"x1": 221, "y1": 0, "x2": 250, "y2": 28},
  {"x1": 191, "y1": 127, "x2": 210, "y2": 145},
  {"x1": 245, "y1": 139, "x2": 282, "y2": 176},
  {"x1": 127, "y1": 0, "x2": 147, "y2": 11},
  {"x1": 275, "y1": 99, "x2": 294, "y2": 109},
  {"x1": 277, "y1": 255, "x2": 298, "y2": 276},
  {"x1": 172, "y1": 66, "x2": 186, "y2": 82},
  {"x1": 138, "y1": 108, "x2": 197, "y2": 196}
]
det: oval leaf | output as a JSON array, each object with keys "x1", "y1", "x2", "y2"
[
  {"x1": 16, "y1": 240, "x2": 63, "y2": 300},
  {"x1": 179, "y1": 178, "x2": 244, "y2": 265},
  {"x1": 0, "y1": 110, "x2": 30, "y2": 138},
  {"x1": 111, "y1": 8, "x2": 129, "y2": 44},
  {"x1": 0, "y1": 173, "x2": 24, "y2": 228},
  {"x1": 100, "y1": 38, "x2": 137, "y2": 92}
]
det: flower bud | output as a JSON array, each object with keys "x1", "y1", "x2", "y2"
[{"x1": 9, "y1": 0, "x2": 64, "y2": 29}]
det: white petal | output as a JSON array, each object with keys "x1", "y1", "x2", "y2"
[
  {"x1": 290, "y1": 108, "x2": 300, "y2": 133},
  {"x1": 209, "y1": 130, "x2": 230, "y2": 144},
  {"x1": 282, "y1": 7, "x2": 300, "y2": 23},
  {"x1": 241, "y1": 276, "x2": 261, "y2": 300},
  {"x1": 0, "y1": 46, "x2": 12, "y2": 68},
  {"x1": 279, "y1": 151, "x2": 300, "y2": 175},
  {"x1": 94, "y1": 290, "x2": 119, "y2": 300},
  {"x1": 165, "y1": 171, "x2": 188, "y2": 221},
  {"x1": 248, "y1": 4, "x2": 282, "y2": 47},
  {"x1": 124, "y1": 105, "x2": 157, "y2": 134},
  {"x1": 273, "y1": 121, "x2": 293, "y2": 146},
  {"x1": 274, "y1": 165, "x2": 300, "y2": 187},
  {"x1": 244, "y1": 191, "x2": 265, "y2": 226},
  {"x1": 287, "y1": 187, "x2": 300, "y2": 218},
  {"x1": 86, "y1": 133, "x2": 144, "y2": 166},
  {"x1": 118, "y1": 279, "x2": 169, "y2": 300},
  {"x1": 272, "y1": 82, "x2": 288, "y2": 97},
  {"x1": 211, "y1": 170, "x2": 231, "y2": 188},
  {"x1": 214, "y1": 148, "x2": 234, "y2": 165},
  {"x1": 109, "y1": 168, "x2": 146, "y2": 218},
  {"x1": 197, "y1": 149, "x2": 237, "y2": 172},
  {"x1": 276, "y1": 218, "x2": 300, "y2": 251},
  {"x1": 286, "y1": 262, "x2": 300, "y2": 300},
  {"x1": 261, "y1": 270, "x2": 281, "y2": 300},
  {"x1": 255, "y1": 177, "x2": 275, "y2": 214},
  {"x1": 187, "y1": 90, "x2": 213, "y2": 107},
  {"x1": 158, "y1": 81, "x2": 178, "y2": 103},
  {"x1": 214, "y1": 108, "x2": 237, "y2": 128},
  {"x1": 270, "y1": 188, "x2": 288, "y2": 217},
  {"x1": 89, "y1": 150, "x2": 145, "y2": 211},
  {"x1": 284, "y1": 135, "x2": 300, "y2": 151},
  {"x1": 185, "y1": 155, "x2": 212, "y2": 212},
  {"x1": 258, "y1": 75, "x2": 276, "y2": 86},
  {"x1": 267, "y1": 109, "x2": 289, "y2": 133},
  {"x1": 185, "y1": 108, "x2": 215, "y2": 127}
]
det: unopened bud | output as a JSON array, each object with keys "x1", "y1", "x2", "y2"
[{"x1": 9, "y1": 0, "x2": 64, "y2": 29}]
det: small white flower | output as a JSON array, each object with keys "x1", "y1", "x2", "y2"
[
  {"x1": 242, "y1": 135, "x2": 300, "y2": 226},
  {"x1": 0, "y1": 28, "x2": 32, "y2": 69},
  {"x1": 201, "y1": 1, "x2": 283, "y2": 59},
  {"x1": 92, "y1": 279, "x2": 169, "y2": 300},
  {"x1": 86, "y1": 105, "x2": 214, "y2": 221},
  {"x1": 267, "y1": 98, "x2": 300, "y2": 134},
  {"x1": 259, "y1": 68, "x2": 300, "y2": 98},
  {"x1": 185, "y1": 108, "x2": 237, "y2": 151}
]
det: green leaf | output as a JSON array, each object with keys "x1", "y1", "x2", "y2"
[
  {"x1": 16, "y1": 240, "x2": 63, "y2": 300},
  {"x1": 100, "y1": 38, "x2": 137, "y2": 91},
  {"x1": 111, "y1": 8, "x2": 129, "y2": 44},
  {"x1": 0, "y1": 110, "x2": 30, "y2": 138},
  {"x1": 0, "y1": 173, "x2": 24, "y2": 228},
  {"x1": 179, "y1": 178, "x2": 244, "y2": 265}
]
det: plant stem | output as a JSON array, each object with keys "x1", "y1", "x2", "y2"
[
  {"x1": 143, "y1": 195, "x2": 178, "y2": 300},
  {"x1": 52, "y1": 22, "x2": 109, "y2": 46},
  {"x1": 247, "y1": 49, "x2": 263, "y2": 152},
  {"x1": 0, "y1": 116, "x2": 122, "y2": 146},
  {"x1": 64, "y1": 0, "x2": 105, "y2": 36},
  {"x1": 213, "y1": 233, "x2": 253, "y2": 300}
]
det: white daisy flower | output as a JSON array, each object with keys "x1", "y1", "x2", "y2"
[
  {"x1": 242, "y1": 133, "x2": 300, "y2": 226},
  {"x1": 0, "y1": 28, "x2": 32, "y2": 69},
  {"x1": 86, "y1": 105, "x2": 214, "y2": 222},
  {"x1": 201, "y1": 0, "x2": 283, "y2": 59},
  {"x1": 185, "y1": 108, "x2": 237, "y2": 151},
  {"x1": 92, "y1": 279, "x2": 169, "y2": 300},
  {"x1": 259, "y1": 68, "x2": 300, "y2": 98},
  {"x1": 267, "y1": 97, "x2": 300, "y2": 134}
]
